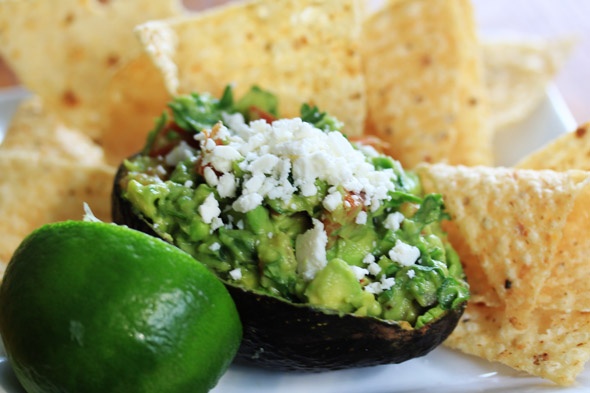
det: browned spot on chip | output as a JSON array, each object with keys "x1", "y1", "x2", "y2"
[
  {"x1": 62, "y1": 89, "x2": 79, "y2": 107},
  {"x1": 63, "y1": 13, "x2": 75, "y2": 26},
  {"x1": 516, "y1": 122, "x2": 590, "y2": 171},
  {"x1": 293, "y1": 35, "x2": 308, "y2": 49},
  {"x1": 106, "y1": 54, "x2": 120, "y2": 68},
  {"x1": 533, "y1": 353, "x2": 549, "y2": 365},
  {"x1": 420, "y1": 54, "x2": 432, "y2": 67},
  {"x1": 516, "y1": 221, "x2": 528, "y2": 237}
]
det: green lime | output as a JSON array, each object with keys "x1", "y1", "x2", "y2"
[{"x1": 0, "y1": 220, "x2": 242, "y2": 393}]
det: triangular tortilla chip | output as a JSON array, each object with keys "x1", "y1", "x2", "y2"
[
  {"x1": 515, "y1": 122, "x2": 590, "y2": 312},
  {"x1": 134, "y1": 0, "x2": 366, "y2": 136},
  {"x1": 537, "y1": 184, "x2": 590, "y2": 312},
  {"x1": 416, "y1": 164, "x2": 590, "y2": 331},
  {"x1": 362, "y1": 0, "x2": 492, "y2": 168},
  {"x1": 445, "y1": 302, "x2": 590, "y2": 386},
  {"x1": 0, "y1": 0, "x2": 182, "y2": 140},
  {"x1": 482, "y1": 35, "x2": 577, "y2": 131},
  {"x1": 515, "y1": 122, "x2": 590, "y2": 171},
  {"x1": 0, "y1": 151, "x2": 115, "y2": 270},
  {"x1": 103, "y1": 53, "x2": 170, "y2": 165},
  {"x1": 2, "y1": 96, "x2": 105, "y2": 164}
]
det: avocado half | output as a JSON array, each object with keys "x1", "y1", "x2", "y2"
[{"x1": 112, "y1": 161, "x2": 465, "y2": 371}]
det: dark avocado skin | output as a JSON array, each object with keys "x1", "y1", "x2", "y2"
[{"x1": 112, "y1": 161, "x2": 466, "y2": 371}]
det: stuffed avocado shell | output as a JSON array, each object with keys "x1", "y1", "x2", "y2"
[{"x1": 113, "y1": 85, "x2": 469, "y2": 369}]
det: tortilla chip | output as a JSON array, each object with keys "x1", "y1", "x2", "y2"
[
  {"x1": 482, "y1": 35, "x2": 576, "y2": 131},
  {"x1": 0, "y1": 0, "x2": 182, "y2": 140},
  {"x1": 446, "y1": 303, "x2": 590, "y2": 386},
  {"x1": 514, "y1": 122, "x2": 590, "y2": 312},
  {"x1": 537, "y1": 183, "x2": 590, "y2": 312},
  {"x1": 2, "y1": 96, "x2": 105, "y2": 164},
  {"x1": 416, "y1": 164, "x2": 590, "y2": 331},
  {"x1": 362, "y1": 0, "x2": 492, "y2": 168},
  {"x1": 135, "y1": 0, "x2": 366, "y2": 136},
  {"x1": 103, "y1": 53, "x2": 170, "y2": 165},
  {"x1": 0, "y1": 151, "x2": 115, "y2": 270},
  {"x1": 515, "y1": 122, "x2": 590, "y2": 171}
]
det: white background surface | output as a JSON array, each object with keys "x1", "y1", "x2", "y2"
[{"x1": 0, "y1": 87, "x2": 584, "y2": 392}]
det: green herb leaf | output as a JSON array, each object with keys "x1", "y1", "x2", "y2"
[
  {"x1": 412, "y1": 194, "x2": 449, "y2": 227},
  {"x1": 300, "y1": 103, "x2": 343, "y2": 131},
  {"x1": 234, "y1": 85, "x2": 279, "y2": 121}
]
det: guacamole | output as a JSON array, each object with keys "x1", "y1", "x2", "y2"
[{"x1": 120, "y1": 86, "x2": 469, "y2": 328}]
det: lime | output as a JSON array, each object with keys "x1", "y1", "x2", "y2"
[{"x1": 0, "y1": 220, "x2": 242, "y2": 393}]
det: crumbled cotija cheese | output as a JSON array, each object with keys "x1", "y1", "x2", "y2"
[
  {"x1": 296, "y1": 218, "x2": 328, "y2": 281},
  {"x1": 388, "y1": 240, "x2": 420, "y2": 267},
  {"x1": 196, "y1": 115, "x2": 397, "y2": 214},
  {"x1": 198, "y1": 193, "x2": 221, "y2": 224}
]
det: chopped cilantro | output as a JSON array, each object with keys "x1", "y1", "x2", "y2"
[{"x1": 300, "y1": 103, "x2": 343, "y2": 132}]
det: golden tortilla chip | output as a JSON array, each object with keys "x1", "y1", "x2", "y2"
[
  {"x1": 446, "y1": 303, "x2": 590, "y2": 386},
  {"x1": 416, "y1": 164, "x2": 590, "y2": 331},
  {"x1": 515, "y1": 122, "x2": 590, "y2": 171},
  {"x1": 2, "y1": 96, "x2": 105, "y2": 164},
  {"x1": 515, "y1": 122, "x2": 590, "y2": 312},
  {"x1": 0, "y1": 0, "x2": 182, "y2": 140},
  {"x1": 0, "y1": 151, "x2": 115, "y2": 270},
  {"x1": 362, "y1": 0, "x2": 492, "y2": 168},
  {"x1": 103, "y1": 53, "x2": 170, "y2": 165},
  {"x1": 538, "y1": 184, "x2": 590, "y2": 312},
  {"x1": 482, "y1": 36, "x2": 576, "y2": 131},
  {"x1": 135, "y1": 0, "x2": 366, "y2": 136}
]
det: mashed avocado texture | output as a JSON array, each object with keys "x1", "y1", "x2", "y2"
[{"x1": 121, "y1": 86, "x2": 469, "y2": 328}]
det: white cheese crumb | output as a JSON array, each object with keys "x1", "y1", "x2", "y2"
[
  {"x1": 362, "y1": 254, "x2": 381, "y2": 276},
  {"x1": 350, "y1": 265, "x2": 369, "y2": 281},
  {"x1": 232, "y1": 193, "x2": 264, "y2": 213},
  {"x1": 203, "y1": 166, "x2": 218, "y2": 187},
  {"x1": 388, "y1": 240, "x2": 420, "y2": 266},
  {"x1": 209, "y1": 242, "x2": 221, "y2": 252},
  {"x1": 367, "y1": 262, "x2": 381, "y2": 276},
  {"x1": 210, "y1": 217, "x2": 224, "y2": 233},
  {"x1": 155, "y1": 165, "x2": 167, "y2": 176},
  {"x1": 198, "y1": 193, "x2": 221, "y2": 224},
  {"x1": 229, "y1": 268, "x2": 242, "y2": 281},
  {"x1": 295, "y1": 218, "x2": 328, "y2": 281},
  {"x1": 384, "y1": 211, "x2": 405, "y2": 231},
  {"x1": 236, "y1": 220, "x2": 244, "y2": 230},
  {"x1": 364, "y1": 282, "x2": 382, "y2": 294},
  {"x1": 209, "y1": 145, "x2": 242, "y2": 173},
  {"x1": 165, "y1": 141, "x2": 195, "y2": 166},
  {"x1": 363, "y1": 275, "x2": 396, "y2": 295},
  {"x1": 217, "y1": 173, "x2": 237, "y2": 198},
  {"x1": 407, "y1": 269, "x2": 416, "y2": 279},
  {"x1": 362, "y1": 254, "x2": 376, "y2": 264},
  {"x1": 380, "y1": 276, "x2": 396, "y2": 291},
  {"x1": 203, "y1": 138, "x2": 216, "y2": 151},
  {"x1": 322, "y1": 191, "x2": 342, "y2": 212},
  {"x1": 355, "y1": 211, "x2": 368, "y2": 225}
]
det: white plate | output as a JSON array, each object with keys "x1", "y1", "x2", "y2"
[{"x1": 0, "y1": 85, "x2": 584, "y2": 393}]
